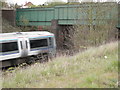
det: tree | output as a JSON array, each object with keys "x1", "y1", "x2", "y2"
[
  {"x1": 68, "y1": 2, "x2": 118, "y2": 50},
  {"x1": 9, "y1": 3, "x2": 14, "y2": 8},
  {"x1": 0, "y1": 0, "x2": 9, "y2": 8},
  {"x1": 15, "y1": 3, "x2": 21, "y2": 8},
  {"x1": 68, "y1": 0, "x2": 79, "y2": 3},
  {"x1": 45, "y1": 0, "x2": 66, "y2": 6},
  {"x1": 81, "y1": 0, "x2": 94, "y2": 2},
  {"x1": 106, "y1": 0, "x2": 117, "y2": 2}
]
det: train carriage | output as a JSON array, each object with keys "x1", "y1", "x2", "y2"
[{"x1": 0, "y1": 31, "x2": 56, "y2": 67}]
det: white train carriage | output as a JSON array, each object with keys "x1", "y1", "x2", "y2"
[{"x1": 0, "y1": 31, "x2": 56, "y2": 67}]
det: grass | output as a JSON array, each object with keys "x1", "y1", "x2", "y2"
[{"x1": 2, "y1": 41, "x2": 119, "y2": 88}]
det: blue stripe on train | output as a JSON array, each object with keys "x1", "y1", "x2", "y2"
[
  {"x1": 0, "y1": 36, "x2": 54, "y2": 42},
  {"x1": 0, "y1": 39, "x2": 18, "y2": 42},
  {"x1": 29, "y1": 36, "x2": 54, "y2": 39},
  {"x1": 0, "y1": 52, "x2": 19, "y2": 56}
]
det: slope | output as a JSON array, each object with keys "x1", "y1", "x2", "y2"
[{"x1": 2, "y1": 41, "x2": 118, "y2": 88}]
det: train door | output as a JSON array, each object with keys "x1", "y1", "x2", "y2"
[{"x1": 18, "y1": 38, "x2": 30, "y2": 57}]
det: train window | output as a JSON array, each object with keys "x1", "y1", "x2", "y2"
[
  {"x1": 0, "y1": 42, "x2": 18, "y2": 53},
  {"x1": 30, "y1": 39, "x2": 48, "y2": 49}
]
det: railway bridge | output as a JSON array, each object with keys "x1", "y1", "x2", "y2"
[
  {"x1": 16, "y1": 2, "x2": 119, "y2": 48},
  {"x1": 2, "y1": 2, "x2": 119, "y2": 49},
  {"x1": 16, "y1": 3, "x2": 119, "y2": 28}
]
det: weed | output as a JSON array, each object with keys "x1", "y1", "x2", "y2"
[{"x1": 2, "y1": 41, "x2": 118, "y2": 88}]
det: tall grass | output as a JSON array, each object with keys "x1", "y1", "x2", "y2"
[{"x1": 2, "y1": 41, "x2": 118, "y2": 88}]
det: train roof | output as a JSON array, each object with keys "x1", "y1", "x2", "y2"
[{"x1": 0, "y1": 31, "x2": 54, "y2": 41}]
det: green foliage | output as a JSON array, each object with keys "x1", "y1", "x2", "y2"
[
  {"x1": 2, "y1": 41, "x2": 118, "y2": 88},
  {"x1": 20, "y1": 16, "x2": 29, "y2": 26},
  {"x1": 14, "y1": 3, "x2": 21, "y2": 8},
  {"x1": 33, "y1": 0, "x2": 66, "y2": 8},
  {"x1": 30, "y1": 5, "x2": 38, "y2": 8},
  {"x1": 106, "y1": 59, "x2": 119, "y2": 72},
  {"x1": 0, "y1": 0, "x2": 9, "y2": 8},
  {"x1": 45, "y1": 0, "x2": 66, "y2": 6},
  {"x1": 0, "y1": 0, "x2": 21, "y2": 9}
]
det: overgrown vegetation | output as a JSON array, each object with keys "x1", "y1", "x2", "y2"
[
  {"x1": 63, "y1": 2, "x2": 118, "y2": 51},
  {"x1": 2, "y1": 41, "x2": 118, "y2": 88},
  {"x1": 1, "y1": 1, "x2": 119, "y2": 88},
  {"x1": 2, "y1": 19, "x2": 22, "y2": 33},
  {"x1": 2, "y1": 19, "x2": 33, "y2": 33}
]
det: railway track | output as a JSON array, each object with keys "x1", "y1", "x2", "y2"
[{"x1": 1, "y1": 53, "x2": 50, "y2": 71}]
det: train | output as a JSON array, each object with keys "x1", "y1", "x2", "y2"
[{"x1": 0, "y1": 31, "x2": 56, "y2": 68}]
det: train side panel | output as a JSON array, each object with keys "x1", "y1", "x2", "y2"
[
  {"x1": 0, "y1": 31, "x2": 56, "y2": 67},
  {"x1": 27, "y1": 35, "x2": 56, "y2": 57},
  {"x1": 0, "y1": 39, "x2": 21, "y2": 61}
]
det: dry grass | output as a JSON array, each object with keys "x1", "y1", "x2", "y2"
[
  {"x1": 2, "y1": 41, "x2": 118, "y2": 88},
  {"x1": 2, "y1": 19, "x2": 22, "y2": 33}
]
